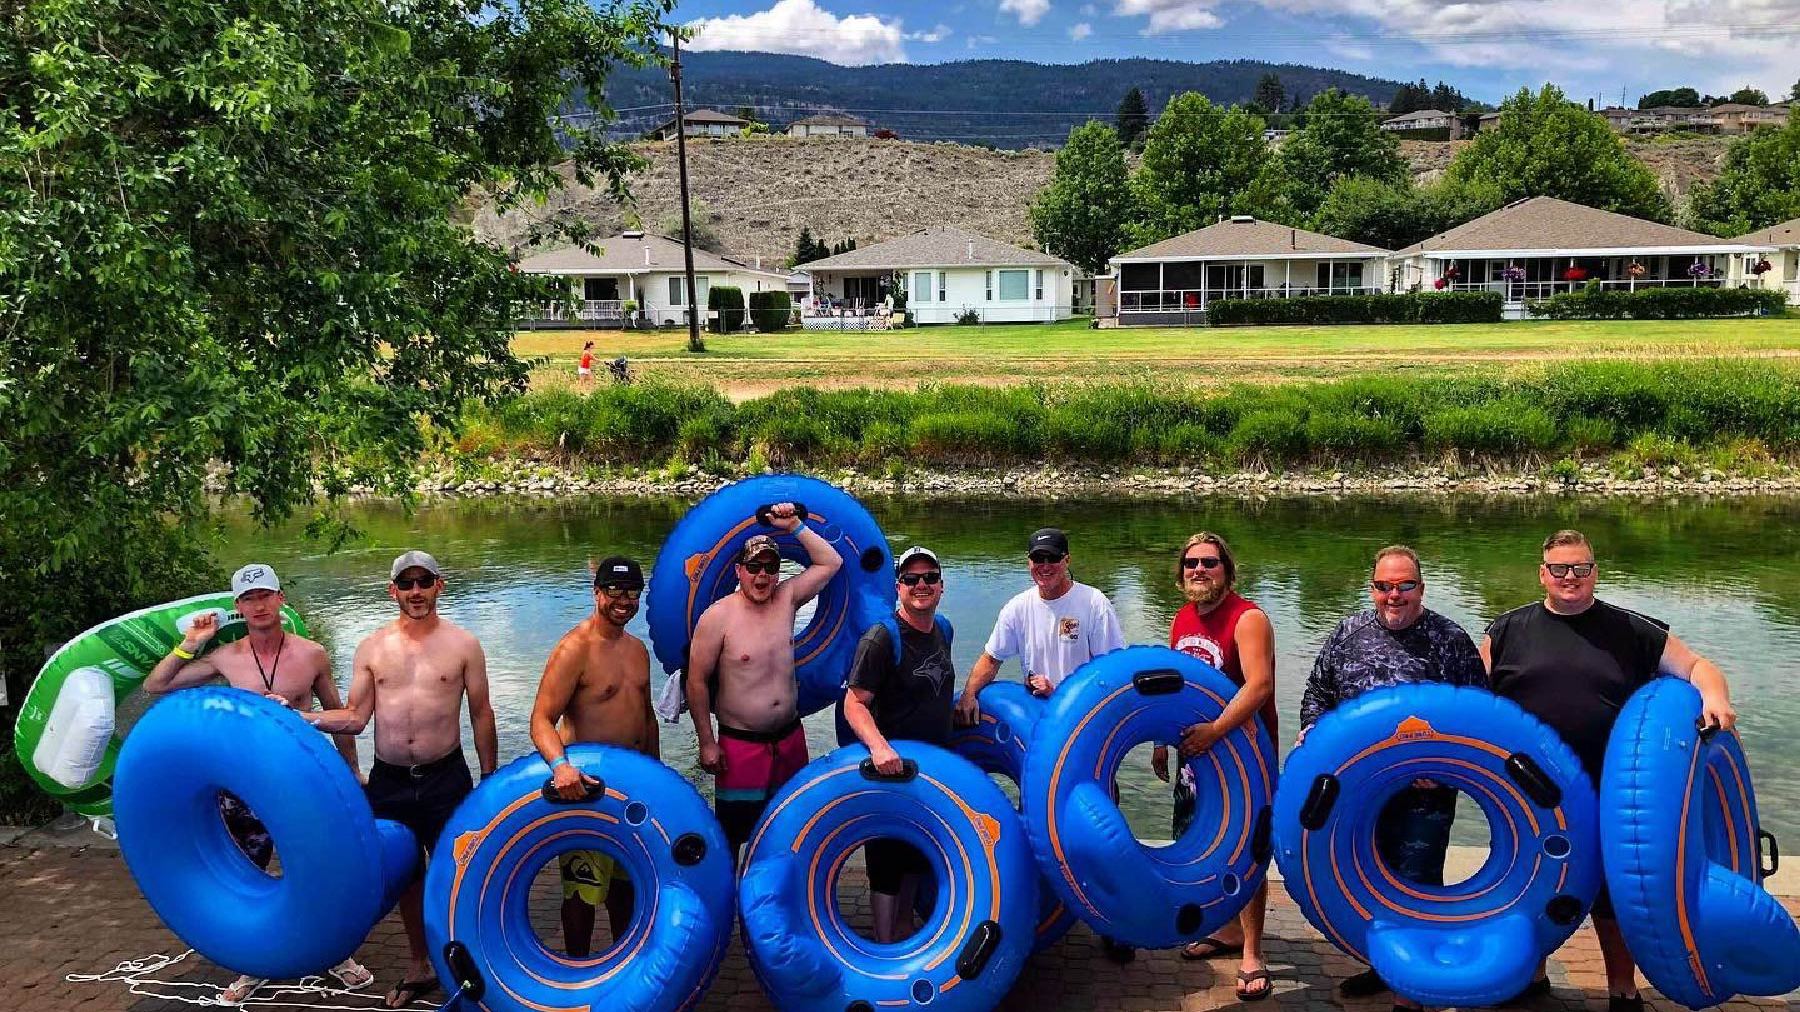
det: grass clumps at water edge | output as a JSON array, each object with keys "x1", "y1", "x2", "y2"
[{"x1": 457, "y1": 361, "x2": 1800, "y2": 472}]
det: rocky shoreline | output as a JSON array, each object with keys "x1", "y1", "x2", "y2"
[{"x1": 394, "y1": 458, "x2": 1800, "y2": 500}]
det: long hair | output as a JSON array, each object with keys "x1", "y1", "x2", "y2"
[{"x1": 1176, "y1": 531, "x2": 1237, "y2": 589}]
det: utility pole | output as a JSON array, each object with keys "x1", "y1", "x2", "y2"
[{"x1": 670, "y1": 31, "x2": 703, "y2": 353}]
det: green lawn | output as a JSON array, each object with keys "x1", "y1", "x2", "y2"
[{"x1": 516, "y1": 315, "x2": 1800, "y2": 395}]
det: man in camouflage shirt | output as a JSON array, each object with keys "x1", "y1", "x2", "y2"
[{"x1": 1298, "y1": 545, "x2": 1486, "y2": 1009}]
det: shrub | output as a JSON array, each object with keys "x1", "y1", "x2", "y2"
[
  {"x1": 1618, "y1": 432, "x2": 1698, "y2": 470},
  {"x1": 955, "y1": 308, "x2": 981, "y2": 325},
  {"x1": 909, "y1": 412, "x2": 1018, "y2": 457},
  {"x1": 748, "y1": 290, "x2": 792, "y2": 333},
  {"x1": 1424, "y1": 401, "x2": 1558, "y2": 454},
  {"x1": 1306, "y1": 411, "x2": 1406, "y2": 455},
  {"x1": 1563, "y1": 415, "x2": 1618, "y2": 454},
  {"x1": 1207, "y1": 292, "x2": 1503, "y2": 326},
  {"x1": 1150, "y1": 423, "x2": 1222, "y2": 463},
  {"x1": 1530, "y1": 285, "x2": 1787, "y2": 320},
  {"x1": 707, "y1": 285, "x2": 746, "y2": 333},
  {"x1": 1226, "y1": 408, "x2": 1309, "y2": 465}
]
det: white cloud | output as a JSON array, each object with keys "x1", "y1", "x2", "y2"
[
  {"x1": 686, "y1": 0, "x2": 907, "y2": 66},
  {"x1": 966, "y1": 33, "x2": 1000, "y2": 48},
  {"x1": 1001, "y1": 0, "x2": 1053, "y2": 25},
  {"x1": 1081, "y1": 2, "x2": 1098, "y2": 12},
  {"x1": 908, "y1": 23, "x2": 954, "y2": 42},
  {"x1": 1070, "y1": 22, "x2": 1094, "y2": 39},
  {"x1": 1111, "y1": 0, "x2": 1224, "y2": 32}
]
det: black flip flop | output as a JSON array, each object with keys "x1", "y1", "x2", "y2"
[
  {"x1": 386, "y1": 977, "x2": 440, "y2": 1009},
  {"x1": 1180, "y1": 935, "x2": 1244, "y2": 960},
  {"x1": 1236, "y1": 967, "x2": 1274, "y2": 1002}
]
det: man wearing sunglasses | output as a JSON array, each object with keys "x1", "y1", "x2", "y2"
[
  {"x1": 956, "y1": 527, "x2": 1124, "y2": 721},
  {"x1": 1481, "y1": 529, "x2": 1736, "y2": 1012},
  {"x1": 529, "y1": 556, "x2": 654, "y2": 958},
  {"x1": 1299, "y1": 545, "x2": 1485, "y2": 1011},
  {"x1": 1152, "y1": 531, "x2": 1277, "y2": 993},
  {"x1": 841, "y1": 546, "x2": 956, "y2": 942},
  {"x1": 303, "y1": 550, "x2": 497, "y2": 1009},
  {"x1": 686, "y1": 504, "x2": 843, "y2": 866}
]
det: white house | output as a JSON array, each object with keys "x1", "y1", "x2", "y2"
[
  {"x1": 800, "y1": 226, "x2": 1075, "y2": 325},
  {"x1": 516, "y1": 232, "x2": 793, "y2": 328},
  {"x1": 1732, "y1": 217, "x2": 1800, "y2": 305},
  {"x1": 1381, "y1": 109, "x2": 1454, "y2": 132},
  {"x1": 652, "y1": 109, "x2": 748, "y2": 140},
  {"x1": 1389, "y1": 196, "x2": 1772, "y2": 319},
  {"x1": 1109, "y1": 216, "x2": 1389, "y2": 325},
  {"x1": 787, "y1": 114, "x2": 870, "y2": 138}
]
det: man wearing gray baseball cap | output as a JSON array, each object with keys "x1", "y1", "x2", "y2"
[{"x1": 303, "y1": 549, "x2": 497, "y2": 1007}]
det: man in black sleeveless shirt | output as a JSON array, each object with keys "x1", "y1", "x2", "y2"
[{"x1": 1481, "y1": 530, "x2": 1737, "y2": 1012}]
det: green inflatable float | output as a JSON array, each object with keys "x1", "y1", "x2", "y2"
[{"x1": 12, "y1": 593, "x2": 309, "y2": 818}]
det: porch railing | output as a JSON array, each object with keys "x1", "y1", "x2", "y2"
[
  {"x1": 1119, "y1": 286, "x2": 1381, "y2": 312},
  {"x1": 1440, "y1": 278, "x2": 1725, "y2": 301},
  {"x1": 519, "y1": 300, "x2": 626, "y2": 324}
]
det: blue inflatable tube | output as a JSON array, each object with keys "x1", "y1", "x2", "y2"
[
  {"x1": 646, "y1": 475, "x2": 893, "y2": 717},
  {"x1": 423, "y1": 744, "x2": 734, "y2": 1012},
  {"x1": 738, "y1": 743, "x2": 1038, "y2": 1012},
  {"x1": 947, "y1": 680, "x2": 1078, "y2": 951},
  {"x1": 1019, "y1": 646, "x2": 1277, "y2": 949},
  {"x1": 114, "y1": 688, "x2": 417, "y2": 979},
  {"x1": 1273, "y1": 684, "x2": 1601, "y2": 1007},
  {"x1": 1601, "y1": 678, "x2": 1800, "y2": 1009}
]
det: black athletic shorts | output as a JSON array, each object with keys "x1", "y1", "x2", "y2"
[
  {"x1": 864, "y1": 838, "x2": 930, "y2": 896},
  {"x1": 365, "y1": 748, "x2": 474, "y2": 874}
]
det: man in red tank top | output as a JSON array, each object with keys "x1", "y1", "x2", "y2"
[{"x1": 1152, "y1": 531, "x2": 1277, "y2": 1000}]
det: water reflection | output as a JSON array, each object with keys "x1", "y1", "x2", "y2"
[{"x1": 220, "y1": 493, "x2": 1800, "y2": 842}]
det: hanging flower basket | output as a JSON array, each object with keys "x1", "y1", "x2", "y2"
[
  {"x1": 1442, "y1": 265, "x2": 1462, "y2": 281},
  {"x1": 1433, "y1": 277, "x2": 1448, "y2": 290},
  {"x1": 1500, "y1": 265, "x2": 1526, "y2": 282},
  {"x1": 1749, "y1": 258, "x2": 1773, "y2": 276},
  {"x1": 1626, "y1": 262, "x2": 1646, "y2": 278},
  {"x1": 1687, "y1": 260, "x2": 1713, "y2": 279},
  {"x1": 1562, "y1": 266, "x2": 1588, "y2": 282}
]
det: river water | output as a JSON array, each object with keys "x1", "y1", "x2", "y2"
[{"x1": 221, "y1": 492, "x2": 1800, "y2": 845}]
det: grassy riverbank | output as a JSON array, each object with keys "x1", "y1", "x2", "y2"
[
  {"x1": 456, "y1": 359, "x2": 1800, "y2": 478},
  {"x1": 517, "y1": 315, "x2": 1800, "y2": 397}
]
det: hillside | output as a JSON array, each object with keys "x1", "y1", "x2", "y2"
[
  {"x1": 599, "y1": 52, "x2": 1407, "y2": 148},
  {"x1": 472, "y1": 135, "x2": 1733, "y2": 267}
]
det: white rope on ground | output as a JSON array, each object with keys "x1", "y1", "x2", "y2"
[{"x1": 67, "y1": 949, "x2": 443, "y2": 1009}]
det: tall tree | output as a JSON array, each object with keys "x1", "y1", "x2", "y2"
[
  {"x1": 1791, "y1": 79, "x2": 1800, "y2": 103},
  {"x1": 792, "y1": 227, "x2": 822, "y2": 266},
  {"x1": 1429, "y1": 82, "x2": 1467, "y2": 113},
  {"x1": 1116, "y1": 87, "x2": 1150, "y2": 148},
  {"x1": 1638, "y1": 87, "x2": 1701, "y2": 109},
  {"x1": 1128, "y1": 92, "x2": 1269, "y2": 245},
  {"x1": 1275, "y1": 89, "x2": 1407, "y2": 223},
  {"x1": 1313, "y1": 176, "x2": 1505, "y2": 252},
  {"x1": 1030, "y1": 121, "x2": 1135, "y2": 274},
  {"x1": 1687, "y1": 118, "x2": 1800, "y2": 236},
  {"x1": 1445, "y1": 85, "x2": 1671, "y2": 222},
  {"x1": 1253, "y1": 73, "x2": 1286, "y2": 114},
  {"x1": 0, "y1": 0, "x2": 677, "y2": 812},
  {"x1": 1726, "y1": 87, "x2": 1770, "y2": 106}
]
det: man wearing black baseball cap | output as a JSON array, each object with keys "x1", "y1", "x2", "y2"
[{"x1": 530, "y1": 555, "x2": 655, "y2": 957}]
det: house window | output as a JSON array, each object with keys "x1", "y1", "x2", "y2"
[
  {"x1": 669, "y1": 276, "x2": 682, "y2": 305},
  {"x1": 1035, "y1": 270, "x2": 1044, "y2": 300},
  {"x1": 912, "y1": 272, "x2": 934, "y2": 302},
  {"x1": 997, "y1": 269, "x2": 1030, "y2": 301},
  {"x1": 938, "y1": 273, "x2": 947, "y2": 301},
  {"x1": 985, "y1": 271, "x2": 993, "y2": 300},
  {"x1": 668, "y1": 276, "x2": 709, "y2": 305},
  {"x1": 1315, "y1": 263, "x2": 1366, "y2": 292}
]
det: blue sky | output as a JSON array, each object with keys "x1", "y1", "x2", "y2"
[{"x1": 679, "y1": 0, "x2": 1798, "y2": 106}]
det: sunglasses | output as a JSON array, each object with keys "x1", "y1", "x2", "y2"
[
  {"x1": 599, "y1": 586, "x2": 642, "y2": 601},
  {"x1": 1543, "y1": 562, "x2": 1596, "y2": 578},
  {"x1": 898, "y1": 571, "x2": 943, "y2": 587},
  {"x1": 1371, "y1": 580, "x2": 1420, "y2": 593},
  {"x1": 1028, "y1": 551, "x2": 1066, "y2": 565},
  {"x1": 740, "y1": 560, "x2": 780, "y2": 575},
  {"x1": 1181, "y1": 556, "x2": 1224, "y2": 571},
  {"x1": 392, "y1": 576, "x2": 437, "y2": 591}
]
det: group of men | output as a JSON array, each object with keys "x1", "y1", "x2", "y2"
[{"x1": 150, "y1": 510, "x2": 1738, "y2": 1012}]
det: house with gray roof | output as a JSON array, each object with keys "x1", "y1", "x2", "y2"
[
  {"x1": 800, "y1": 226, "x2": 1075, "y2": 324},
  {"x1": 787, "y1": 113, "x2": 870, "y2": 138},
  {"x1": 1106, "y1": 216, "x2": 1389, "y2": 325},
  {"x1": 1389, "y1": 196, "x2": 1771, "y2": 318},
  {"x1": 515, "y1": 232, "x2": 792, "y2": 328},
  {"x1": 1731, "y1": 217, "x2": 1800, "y2": 305},
  {"x1": 1380, "y1": 109, "x2": 1454, "y2": 133},
  {"x1": 652, "y1": 108, "x2": 749, "y2": 140}
]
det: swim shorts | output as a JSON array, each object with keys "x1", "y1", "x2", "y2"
[
  {"x1": 559, "y1": 850, "x2": 628, "y2": 905},
  {"x1": 714, "y1": 720, "x2": 808, "y2": 852},
  {"x1": 365, "y1": 748, "x2": 475, "y2": 876}
]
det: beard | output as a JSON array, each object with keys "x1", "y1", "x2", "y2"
[{"x1": 1181, "y1": 578, "x2": 1228, "y2": 606}]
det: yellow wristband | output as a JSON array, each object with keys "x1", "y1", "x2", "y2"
[{"x1": 171, "y1": 645, "x2": 195, "y2": 660}]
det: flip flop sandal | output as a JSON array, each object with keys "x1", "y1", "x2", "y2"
[
  {"x1": 1236, "y1": 968, "x2": 1274, "y2": 1002},
  {"x1": 217, "y1": 975, "x2": 268, "y2": 1007},
  {"x1": 1180, "y1": 935, "x2": 1244, "y2": 960},
  {"x1": 329, "y1": 958, "x2": 373, "y2": 990},
  {"x1": 385, "y1": 977, "x2": 440, "y2": 1009}
]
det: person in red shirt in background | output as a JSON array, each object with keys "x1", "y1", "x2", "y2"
[
  {"x1": 577, "y1": 341, "x2": 595, "y2": 383},
  {"x1": 1152, "y1": 531, "x2": 1276, "y2": 1000}
]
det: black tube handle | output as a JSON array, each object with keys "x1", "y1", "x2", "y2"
[
  {"x1": 1300, "y1": 774, "x2": 1340, "y2": 830},
  {"x1": 755, "y1": 502, "x2": 810, "y2": 526},
  {"x1": 540, "y1": 773, "x2": 606, "y2": 804},
  {"x1": 956, "y1": 920, "x2": 1002, "y2": 980},
  {"x1": 1695, "y1": 716, "x2": 1722, "y2": 743},
  {"x1": 442, "y1": 940, "x2": 486, "y2": 1003},
  {"x1": 1760, "y1": 829, "x2": 1780, "y2": 879},
  {"x1": 859, "y1": 757, "x2": 919, "y2": 782},
  {"x1": 1131, "y1": 668, "x2": 1184, "y2": 696}
]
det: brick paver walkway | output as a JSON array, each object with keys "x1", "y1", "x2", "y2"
[{"x1": 2, "y1": 843, "x2": 1794, "y2": 1012}]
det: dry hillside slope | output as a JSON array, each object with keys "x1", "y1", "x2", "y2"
[{"x1": 472, "y1": 135, "x2": 1732, "y2": 266}]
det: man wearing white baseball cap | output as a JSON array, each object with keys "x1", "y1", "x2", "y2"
[
  {"x1": 304, "y1": 549, "x2": 497, "y2": 1008},
  {"x1": 144, "y1": 563, "x2": 370, "y2": 1005}
]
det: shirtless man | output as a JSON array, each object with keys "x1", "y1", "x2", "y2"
[
  {"x1": 302, "y1": 550, "x2": 498, "y2": 1009},
  {"x1": 685, "y1": 504, "x2": 842, "y2": 866},
  {"x1": 530, "y1": 556, "x2": 656, "y2": 956},
  {"x1": 144, "y1": 563, "x2": 372, "y2": 1007}
]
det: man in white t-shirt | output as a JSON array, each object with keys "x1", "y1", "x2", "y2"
[{"x1": 955, "y1": 526, "x2": 1125, "y2": 707}]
